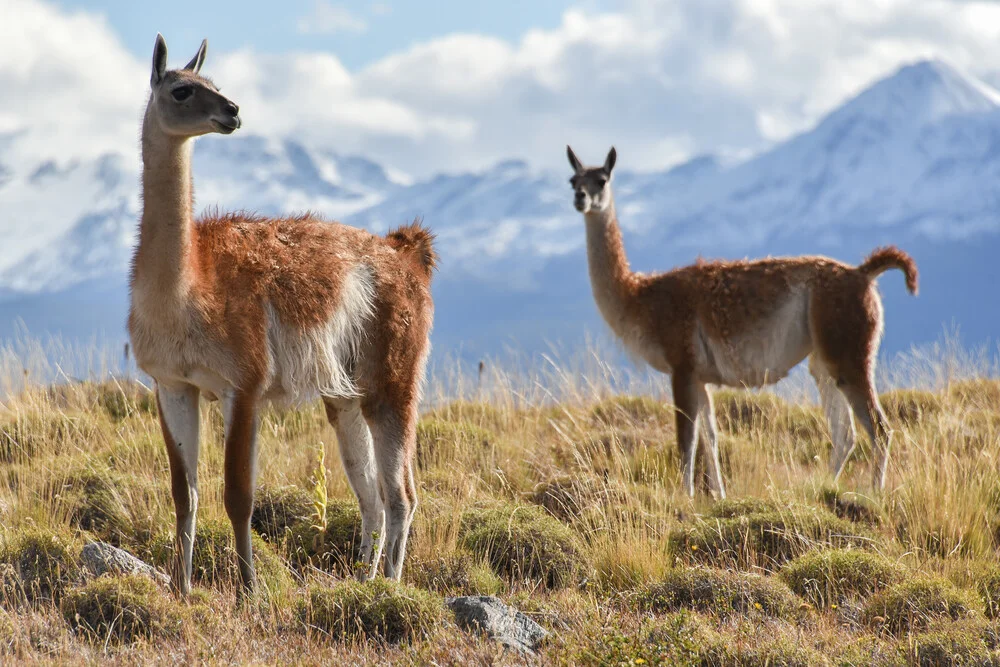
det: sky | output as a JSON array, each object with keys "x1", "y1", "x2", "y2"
[{"x1": 6, "y1": 0, "x2": 1000, "y2": 177}]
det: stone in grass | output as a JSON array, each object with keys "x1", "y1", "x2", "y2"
[
  {"x1": 80, "y1": 542, "x2": 170, "y2": 587},
  {"x1": 446, "y1": 595, "x2": 548, "y2": 655}
]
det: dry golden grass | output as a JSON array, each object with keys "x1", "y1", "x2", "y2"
[{"x1": 0, "y1": 343, "x2": 999, "y2": 664}]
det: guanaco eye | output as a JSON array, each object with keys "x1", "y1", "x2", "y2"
[
  {"x1": 171, "y1": 86, "x2": 193, "y2": 101},
  {"x1": 596, "y1": 177, "x2": 608, "y2": 187}
]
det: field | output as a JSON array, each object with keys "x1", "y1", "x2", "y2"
[{"x1": 1, "y1": 343, "x2": 1000, "y2": 665}]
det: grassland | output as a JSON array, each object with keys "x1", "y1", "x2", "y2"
[{"x1": 1, "y1": 344, "x2": 1000, "y2": 665}]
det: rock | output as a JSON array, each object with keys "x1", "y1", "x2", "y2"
[
  {"x1": 445, "y1": 595, "x2": 549, "y2": 654},
  {"x1": 80, "y1": 542, "x2": 170, "y2": 587}
]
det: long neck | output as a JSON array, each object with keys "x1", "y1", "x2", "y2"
[
  {"x1": 132, "y1": 102, "x2": 197, "y2": 300},
  {"x1": 584, "y1": 197, "x2": 635, "y2": 333}
]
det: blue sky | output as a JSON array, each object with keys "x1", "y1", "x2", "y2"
[{"x1": 53, "y1": 0, "x2": 607, "y2": 70}]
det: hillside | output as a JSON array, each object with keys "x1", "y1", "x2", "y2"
[{"x1": 2, "y1": 59, "x2": 999, "y2": 358}]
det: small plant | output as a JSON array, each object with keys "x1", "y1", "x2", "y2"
[
  {"x1": 817, "y1": 485, "x2": 883, "y2": 525},
  {"x1": 781, "y1": 549, "x2": 904, "y2": 608},
  {"x1": 637, "y1": 567, "x2": 799, "y2": 619},
  {"x1": 864, "y1": 576, "x2": 980, "y2": 634},
  {"x1": 61, "y1": 575, "x2": 184, "y2": 644},
  {"x1": 459, "y1": 502, "x2": 588, "y2": 589},
  {"x1": 298, "y1": 579, "x2": 444, "y2": 644}
]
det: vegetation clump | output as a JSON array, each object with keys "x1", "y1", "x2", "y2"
[
  {"x1": 287, "y1": 499, "x2": 363, "y2": 574},
  {"x1": 151, "y1": 519, "x2": 293, "y2": 596},
  {"x1": 670, "y1": 504, "x2": 874, "y2": 571},
  {"x1": 863, "y1": 577, "x2": 980, "y2": 634},
  {"x1": 879, "y1": 389, "x2": 942, "y2": 425},
  {"x1": 407, "y1": 551, "x2": 503, "y2": 596},
  {"x1": 591, "y1": 395, "x2": 673, "y2": 428},
  {"x1": 637, "y1": 567, "x2": 798, "y2": 619},
  {"x1": 0, "y1": 527, "x2": 83, "y2": 603},
  {"x1": 298, "y1": 579, "x2": 444, "y2": 644},
  {"x1": 251, "y1": 484, "x2": 314, "y2": 542},
  {"x1": 61, "y1": 575, "x2": 184, "y2": 644},
  {"x1": 415, "y1": 419, "x2": 492, "y2": 469},
  {"x1": 529, "y1": 472, "x2": 624, "y2": 523},
  {"x1": 817, "y1": 485, "x2": 883, "y2": 525},
  {"x1": 781, "y1": 549, "x2": 904, "y2": 608},
  {"x1": 459, "y1": 502, "x2": 588, "y2": 588}
]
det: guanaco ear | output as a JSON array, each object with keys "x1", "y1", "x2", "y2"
[
  {"x1": 603, "y1": 146, "x2": 617, "y2": 175},
  {"x1": 567, "y1": 145, "x2": 584, "y2": 174},
  {"x1": 184, "y1": 39, "x2": 208, "y2": 73},
  {"x1": 151, "y1": 33, "x2": 168, "y2": 87}
]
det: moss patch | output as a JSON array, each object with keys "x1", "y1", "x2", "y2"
[
  {"x1": 864, "y1": 577, "x2": 980, "y2": 634},
  {"x1": 781, "y1": 549, "x2": 904, "y2": 608},
  {"x1": 670, "y1": 504, "x2": 875, "y2": 571},
  {"x1": 638, "y1": 567, "x2": 798, "y2": 619},
  {"x1": 61, "y1": 575, "x2": 184, "y2": 644},
  {"x1": 459, "y1": 502, "x2": 588, "y2": 589},
  {"x1": 298, "y1": 579, "x2": 444, "y2": 644}
]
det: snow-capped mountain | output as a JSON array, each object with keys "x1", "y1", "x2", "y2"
[{"x1": 1, "y1": 59, "x2": 998, "y2": 360}]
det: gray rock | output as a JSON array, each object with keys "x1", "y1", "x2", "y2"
[
  {"x1": 446, "y1": 595, "x2": 549, "y2": 654},
  {"x1": 80, "y1": 542, "x2": 170, "y2": 587}
]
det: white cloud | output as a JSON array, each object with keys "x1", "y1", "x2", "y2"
[
  {"x1": 7, "y1": 0, "x2": 1000, "y2": 178},
  {"x1": 297, "y1": 1, "x2": 368, "y2": 35}
]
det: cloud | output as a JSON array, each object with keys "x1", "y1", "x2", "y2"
[
  {"x1": 8, "y1": 0, "x2": 1000, "y2": 179},
  {"x1": 297, "y1": 1, "x2": 368, "y2": 35}
]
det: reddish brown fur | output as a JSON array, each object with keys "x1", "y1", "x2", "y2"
[{"x1": 859, "y1": 246, "x2": 919, "y2": 294}]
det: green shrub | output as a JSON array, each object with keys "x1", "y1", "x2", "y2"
[
  {"x1": 864, "y1": 577, "x2": 980, "y2": 634},
  {"x1": 61, "y1": 575, "x2": 184, "y2": 644},
  {"x1": 0, "y1": 527, "x2": 82, "y2": 603},
  {"x1": 251, "y1": 484, "x2": 313, "y2": 542},
  {"x1": 407, "y1": 551, "x2": 503, "y2": 596},
  {"x1": 781, "y1": 549, "x2": 904, "y2": 608},
  {"x1": 637, "y1": 567, "x2": 798, "y2": 619},
  {"x1": 298, "y1": 579, "x2": 444, "y2": 644},
  {"x1": 670, "y1": 505, "x2": 874, "y2": 571},
  {"x1": 459, "y1": 502, "x2": 588, "y2": 589}
]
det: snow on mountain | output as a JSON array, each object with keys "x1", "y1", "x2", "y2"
[{"x1": 1, "y1": 58, "x2": 999, "y2": 356}]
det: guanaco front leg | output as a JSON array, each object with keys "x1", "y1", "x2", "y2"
[{"x1": 157, "y1": 383, "x2": 201, "y2": 596}]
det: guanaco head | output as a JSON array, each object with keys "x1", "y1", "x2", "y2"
[
  {"x1": 567, "y1": 145, "x2": 616, "y2": 214},
  {"x1": 147, "y1": 34, "x2": 241, "y2": 138}
]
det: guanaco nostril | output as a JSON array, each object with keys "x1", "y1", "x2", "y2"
[{"x1": 227, "y1": 101, "x2": 240, "y2": 116}]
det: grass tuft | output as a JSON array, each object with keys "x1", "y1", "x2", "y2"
[
  {"x1": 0, "y1": 526, "x2": 82, "y2": 604},
  {"x1": 781, "y1": 548, "x2": 904, "y2": 608},
  {"x1": 407, "y1": 551, "x2": 504, "y2": 596},
  {"x1": 637, "y1": 567, "x2": 799, "y2": 619},
  {"x1": 864, "y1": 576, "x2": 981, "y2": 634},
  {"x1": 459, "y1": 502, "x2": 589, "y2": 589},
  {"x1": 61, "y1": 574, "x2": 184, "y2": 644},
  {"x1": 298, "y1": 579, "x2": 444, "y2": 644}
]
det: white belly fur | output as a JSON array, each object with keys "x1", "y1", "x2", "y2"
[{"x1": 696, "y1": 287, "x2": 813, "y2": 387}]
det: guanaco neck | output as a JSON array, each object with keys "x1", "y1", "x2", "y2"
[
  {"x1": 584, "y1": 196, "x2": 636, "y2": 335},
  {"x1": 131, "y1": 101, "x2": 197, "y2": 307}
]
